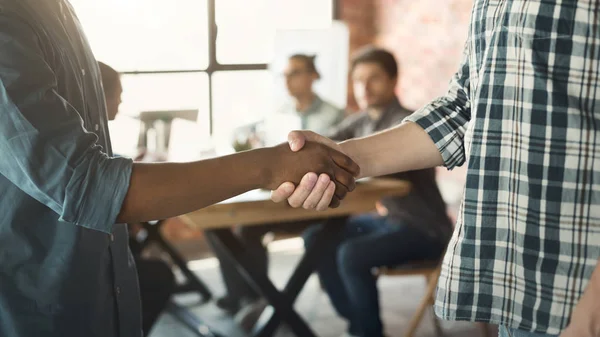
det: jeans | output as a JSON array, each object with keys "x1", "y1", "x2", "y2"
[
  {"x1": 303, "y1": 214, "x2": 445, "y2": 337},
  {"x1": 499, "y1": 325, "x2": 559, "y2": 337}
]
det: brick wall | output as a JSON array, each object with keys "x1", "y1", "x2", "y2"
[
  {"x1": 340, "y1": 0, "x2": 473, "y2": 111},
  {"x1": 339, "y1": 0, "x2": 378, "y2": 111}
]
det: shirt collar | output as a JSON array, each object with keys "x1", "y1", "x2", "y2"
[
  {"x1": 298, "y1": 95, "x2": 324, "y2": 116},
  {"x1": 366, "y1": 97, "x2": 403, "y2": 122}
]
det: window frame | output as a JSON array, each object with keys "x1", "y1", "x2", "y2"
[{"x1": 119, "y1": 0, "x2": 338, "y2": 135}]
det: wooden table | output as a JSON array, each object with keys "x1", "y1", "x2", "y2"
[
  {"x1": 176, "y1": 178, "x2": 411, "y2": 337},
  {"x1": 180, "y1": 178, "x2": 411, "y2": 229}
]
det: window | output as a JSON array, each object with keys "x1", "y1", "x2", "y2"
[
  {"x1": 69, "y1": 0, "x2": 335, "y2": 158},
  {"x1": 215, "y1": 0, "x2": 274, "y2": 64},
  {"x1": 211, "y1": 71, "x2": 274, "y2": 138},
  {"x1": 119, "y1": 73, "x2": 210, "y2": 122},
  {"x1": 70, "y1": 0, "x2": 209, "y2": 71}
]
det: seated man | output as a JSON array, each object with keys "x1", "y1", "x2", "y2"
[
  {"x1": 98, "y1": 62, "x2": 175, "y2": 336},
  {"x1": 302, "y1": 47, "x2": 453, "y2": 337},
  {"x1": 207, "y1": 54, "x2": 344, "y2": 320}
]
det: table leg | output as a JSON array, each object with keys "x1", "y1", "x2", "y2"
[
  {"x1": 251, "y1": 218, "x2": 347, "y2": 337},
  {"x1": 142, "y1": 220, "x2": 217, "y2": 337},
  {"x1": 206, "y1": 228, "x2": 324, "y2": 337},
  {"x1": 144, "y1": 220, "x2": 213, "y2": 301}
]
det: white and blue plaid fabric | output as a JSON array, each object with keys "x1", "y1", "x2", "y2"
[{"x1": 406, "y1": 0, "x2": 600, "y2": 334}]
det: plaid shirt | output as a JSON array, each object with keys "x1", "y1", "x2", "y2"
[{"x1": 406, "y1": 0, "x2": 600, "y2": 334}]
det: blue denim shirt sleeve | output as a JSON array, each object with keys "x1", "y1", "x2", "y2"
[{"x1": 0, "y1": 15, "x2": 132, "y2": 234}]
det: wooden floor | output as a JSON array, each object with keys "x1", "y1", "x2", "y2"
[{"x1": 148, "y1": 238, "x2": 486, "y2": 337}]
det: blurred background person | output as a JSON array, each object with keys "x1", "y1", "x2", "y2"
[
  {"x1": 277, "y1": 54, "x2": 344, "y2": 134},
  {"x1": 235, "y1": 54, "x2": 345, "y2": 151}
]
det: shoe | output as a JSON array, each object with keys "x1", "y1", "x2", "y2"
[
  {"x1": 339, "y1": 333, "x2": 360, "y2": 337},
  {"x1": 234, "y1": 298, "x2": 268, "y2": 331},
  {"x1": 215, "y1": 296, "x2": 240, "y2": 314}
]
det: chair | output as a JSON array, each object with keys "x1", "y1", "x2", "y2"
[
  {"x1": 377, "y1": 261, "x2": 443, "y2": 337},
  {"x1": 378, "y1": 261, "x2": 496, "y2": 337}
]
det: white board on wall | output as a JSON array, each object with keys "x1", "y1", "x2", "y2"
[{"x1": 270, "y1": 21, "x2": 349, "y2": 111}]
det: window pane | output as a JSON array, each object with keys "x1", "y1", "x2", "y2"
[
  {"x1": 215, "y1": 0, "x2": 274, "y2": 64},
  {"x1": 211, "y1": 71, "x2": 274, "y2": 142},
  {"x1": 70, "y1": 0, "x2": 209, "y2": 71},
  {"x1": 108, "y1": 115, "x2": 142, "y2": 158},
  {"x1": 109, "y1": 73, "x2": 210, "y2": 158},
  {"x1": 120, "y1": 73, "x2": 209, "y2": 118},
  {"x1": 215, "y1": 0, "x2": 334, "y2": 65}
]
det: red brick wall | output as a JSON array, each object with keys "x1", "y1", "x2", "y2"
[
  {"x1": 339, "y1": 0, "x2": 378, "y2": 111},
  {"x1": 340, "y1": 0, "x2": 473, "y2": 111}
]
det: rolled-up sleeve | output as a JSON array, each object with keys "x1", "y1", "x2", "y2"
[
  {"x1": 404, "y1": 41, "x2": 472, "y2": 170},
  {"x1": 0, "y1": 15, "x2": 132, "y2": 233}
]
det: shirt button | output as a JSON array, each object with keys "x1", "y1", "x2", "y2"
[
  {"x1": 116, "y1": 287, "x2": 121, "y2": 296},
  {"x1": 110, "y1": 234, "x2": 114, "y2": 242},
  {"x1": 94, "y1": 124, "x2": 99, "y2": 131},
  {"x1": 81, "y1": 69, "x2": 86, "y2": 76}
]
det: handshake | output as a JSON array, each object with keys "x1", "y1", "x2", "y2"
[{"x1": 262, "y1": 131, "x2": 360, "y2": 211}]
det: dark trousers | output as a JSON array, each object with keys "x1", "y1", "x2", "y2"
[
  {"x1": 135, "y1": 258, "x2": 176, "y2": 336},
  {"x1": 303, "y1": 214, "x2": 446, "y2": 337}
]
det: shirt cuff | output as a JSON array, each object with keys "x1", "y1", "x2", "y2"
[
  {"x1": 61, "y1": 153, "x2": 133, "y2": 233},
  {"x1": 404, "y1": 99, "x2": 468, "y2": 170}
]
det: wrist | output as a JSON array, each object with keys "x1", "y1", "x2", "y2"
[
  {"x1": 340, "y1": 139, "x2": 369, "y2": 179},
  {"x1": 252, "y1": 146, "x2": 280, "y2": 190}
]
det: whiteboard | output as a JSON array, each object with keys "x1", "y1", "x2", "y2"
[{"x1": 270, "y1": 21, "x2": 349, "y2": 110}]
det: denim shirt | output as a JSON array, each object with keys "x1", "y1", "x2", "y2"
[{"x1": 0, "y1": 1, "x2": 140, "y2": 336}]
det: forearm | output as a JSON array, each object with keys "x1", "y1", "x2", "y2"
[
  {"x1": 562, "y1": 260, "x2": 600, "y2": 336},
  {"x1": 577, "y1": 261, "x2": 600, "y2": 310},
  {"x1": 340, "y1": 121, "x2": 443, "y2": 178},
  {"x1": 117, "y1": 148, "x2": 271, "y2": 223}
]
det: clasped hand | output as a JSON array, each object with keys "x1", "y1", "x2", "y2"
[{"x1": 268, "y1": 131, "x2": 353, "y2": 211}]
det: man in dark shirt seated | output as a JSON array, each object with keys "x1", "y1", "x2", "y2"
[
  {"x1": 302, "y1": 47, "x2": 454, "y2": 337},
  {"x1": 98, "y1": 62, "x2": 175, "y2": 337}
]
